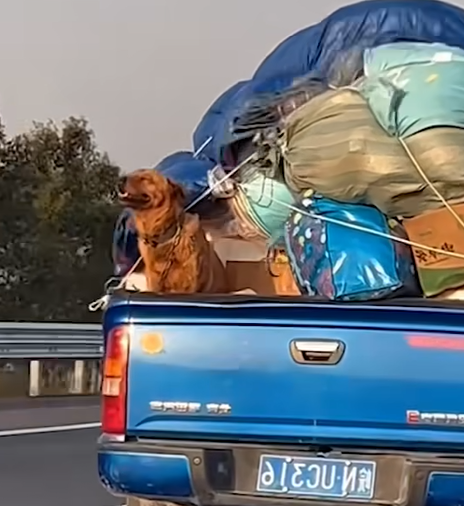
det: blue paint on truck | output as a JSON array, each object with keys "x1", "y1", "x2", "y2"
[{"x1": 98, "y1": 293, "x2": 464, "y2": 506}]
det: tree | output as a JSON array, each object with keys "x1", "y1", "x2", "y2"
[{"x1": 0, "y1": 117, "x2": 121, "y2": 322}]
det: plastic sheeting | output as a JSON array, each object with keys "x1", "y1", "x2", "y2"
[
  {"x1": 156, "y1": 151, "x2": 195, "y2": 171},
  {"x1": 360, "y1": 42, "x2": 464, "y2": 137},
  {"x1": 155, "y1": 152, "x2": 214, "y2": 209},
  {"x1": 193, "y1": 81, "x2": 249, "y2": 164},
  {"x1": 284, "y1": 192, "x2": 419, "y2": 301},
  {"x1": 254, "y1": 0, "x2": 464, "y2": 82},
  {"x1": 194, "y1": 76, "x2": 305, "y2": 166}
]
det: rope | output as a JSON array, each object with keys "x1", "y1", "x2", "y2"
[
  {"x1": 398, "y1": 136, "x2": 464, "y2": 231},
  {"x1": 193, "y1": 136, "x2": 213, "y2": 158},
  {"x1": 329, "y1": 84, "x2": 464, "y2": 231},
  {"x1": 250, "y1": 193, "x2": 464, "y2": 261}
]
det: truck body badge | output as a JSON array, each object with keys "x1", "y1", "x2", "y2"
[
  {"x1": 150, "y1": 401, "x2": 232, "y2": 415},
  {"x1": 407, "y1": 410, "x2": 464, "y2": 426}
]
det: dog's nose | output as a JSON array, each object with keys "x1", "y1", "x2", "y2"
[{"x1": 118, "y1": 176, "x2": 127, "y2": 193}]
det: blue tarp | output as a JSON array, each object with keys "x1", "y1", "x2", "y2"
[
  {"x1": 194, "y1": 1, "x2": 464, "y2": 166},
  {"x1": 254, "y1": 0, "x2": 464, "y2": 82},
  {"x1": 193, "y1": 75, "x2": 302, "y2": 165},
  {"x1": 153, "y1": 151, "x2": 216, "y2": 210},
  {"x1": 156, "y1": 151, "x2": 194, "y2": 171},
  {"x1": 193, "y1": 81, "x2": 249, "y2": 163}
]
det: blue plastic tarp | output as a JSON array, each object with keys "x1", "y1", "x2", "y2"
[
  {"x1": 156, "y1": 151, "x2": 195, "y2": 172},
  {"x1": 254, "y1": 0, "x2": 464, "y2": 82},
  {"x1": 193, "y1": 81, "x2": 249, "y2": 163},
  {"x1": 194, "y1": 1, "x2": 464, "y2": 166},
  {"x1": 193, "y1": 74, "x2": 303, "y2": 165},
  {"x1": 154, "y1": 151, "x2": 215, "y2": 209}
]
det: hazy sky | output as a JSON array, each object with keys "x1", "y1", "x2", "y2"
[{"x1": 1, "y1": 0, "x2": 464, "y2": 170}]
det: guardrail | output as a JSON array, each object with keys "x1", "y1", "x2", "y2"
[{"x1": 0, "y1": 322, "x2": 102, "y2": 398}]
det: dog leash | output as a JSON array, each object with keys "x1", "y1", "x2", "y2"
[{"x1": 153, "y1": 226, "x2": 184, "y2": 290}]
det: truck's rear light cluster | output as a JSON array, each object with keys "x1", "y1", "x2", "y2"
[{"x1": 101, "y1": 325, "x2": 130, "y2": 435}]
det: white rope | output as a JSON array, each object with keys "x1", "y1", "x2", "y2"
[
  {"x1": 243, "y1": 191, "x2": 464, "y2": 261},
  {"x1": 193, "y1": 136, "x2": 213, "y2": 159},
  {"x1": 397, "y1": 136, "x2": 464, "y2": 231}
]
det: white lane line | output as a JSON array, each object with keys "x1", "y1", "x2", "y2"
[{"x1": 0, "y1": 422, "x2": 101, "y2": 437}]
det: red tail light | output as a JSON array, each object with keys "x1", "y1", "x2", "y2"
[{"x1": 101, "y1": 325, "x2": 130, "y2": 435}]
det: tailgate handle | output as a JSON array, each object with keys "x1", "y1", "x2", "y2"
[{"x1": 290, "y1": 340, "x2": 345, "y2": 365}]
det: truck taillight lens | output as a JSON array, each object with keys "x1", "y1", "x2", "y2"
[{"x1": 101, "y1": 326, "x2": 129, "y2": 435}]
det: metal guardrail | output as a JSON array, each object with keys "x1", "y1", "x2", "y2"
[
  {"x1": 0, "y1": 322, "x2": 102, "y2": 359},
  {"x1": 0, "y1": 323, "x2": 103, "y2": 398}
]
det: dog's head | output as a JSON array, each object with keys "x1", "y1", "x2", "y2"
[{"x1": 118, "y1": 169, "x2": 185, "y2": 214}]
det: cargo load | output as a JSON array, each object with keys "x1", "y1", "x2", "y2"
[
  {"x1": 281, "y1": 88, "x2": 464, "y2": 218},
  {"x1": 110, "y1": 1, "x2": 464, "y2": 303}
]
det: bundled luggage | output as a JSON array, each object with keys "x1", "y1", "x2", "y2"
[
  {"x1": 114, "y1": 0, "x2": 464, "y2": 301},
  {"x1": 232, "y1": 171, "x2": 295, "y2": 242},
  {"x1": 281, "y1": 88, "x2": 464, "y2": 217},
  {"x1": 360, "y1": 42, "x2": 464, "y2": 137}
]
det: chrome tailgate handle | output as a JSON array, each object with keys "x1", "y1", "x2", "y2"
[{"x1": 290, "y1": 339, "x2": 345, "y2": 365}]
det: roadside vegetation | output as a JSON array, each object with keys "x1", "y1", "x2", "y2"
[{"x1": 0, "y1": 117, "x2": 121, "y2": 322}]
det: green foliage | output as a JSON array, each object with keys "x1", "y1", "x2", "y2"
[{"x1": 0, "y1": 117, "x2": 121, "y2": 322}]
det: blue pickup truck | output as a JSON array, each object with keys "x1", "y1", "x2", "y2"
[
  {"x1": 97, "y1": 293, "x2": 464, "y2": 506},
  {"x1": 96, "y1": 1, "x2": 464, "y2": 504}
]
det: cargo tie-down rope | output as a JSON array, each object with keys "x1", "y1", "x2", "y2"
[{"x1": 89, "y1": 130, "x2": 464, "y2": 312}]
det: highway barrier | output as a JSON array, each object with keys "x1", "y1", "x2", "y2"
[{"x1": 0, "y1": 322, "x2": 102, "y2": 398}]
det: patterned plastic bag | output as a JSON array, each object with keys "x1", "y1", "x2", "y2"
[{"x1": 284, "y1": 192, "x2": 419, "y2": 301}]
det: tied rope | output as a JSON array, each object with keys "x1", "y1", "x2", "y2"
[
  {"x1": 397, "y1": 136, "x2": 464, "y2": 231},
  {"x1": 252, "y1": 194, "x2": 464, "y2": 262}
]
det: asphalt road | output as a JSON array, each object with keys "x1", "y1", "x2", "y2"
[
  {"x1": 0, "y1": 396, "x2": 100, "y2": 432},
  {"x1": 0, "y1": 397, "x2": 123, "y2": 506}
]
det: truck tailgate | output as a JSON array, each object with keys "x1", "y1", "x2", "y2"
[{"x1": 107, "y1": 295, "x2": 464, "y2": 448}]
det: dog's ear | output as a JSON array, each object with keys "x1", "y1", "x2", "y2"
[{"x1": 167, "y1": 179, "x2": 185, "y2": 205}]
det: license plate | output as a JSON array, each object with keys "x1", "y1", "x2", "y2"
[{"x1": 257, "y1": 455, "x2": 376, "y2": 500}]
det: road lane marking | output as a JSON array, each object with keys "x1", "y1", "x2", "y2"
[{"x1": 0, "y1": 422, "x2": 101, "y2": 437}]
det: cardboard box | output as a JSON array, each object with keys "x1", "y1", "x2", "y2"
[{"x1": 404, "y1": 204, "x2": 464, "y2": 296}]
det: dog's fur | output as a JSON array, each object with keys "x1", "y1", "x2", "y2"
[{"x1": 118, "y1": 169, "x2": 228, "y2": 294}]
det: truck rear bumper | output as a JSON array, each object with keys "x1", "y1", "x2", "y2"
[{"x1": 98, "y1": 436, "x2": 464, "y2": 506}]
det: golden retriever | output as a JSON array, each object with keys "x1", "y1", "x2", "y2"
[{"x1": 118, "y1": 169, "x2": 228, "y2": 294}]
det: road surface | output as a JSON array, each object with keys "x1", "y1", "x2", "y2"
[{"x1": 0, "y1": 397, "x2": 123, "y2": 506}]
